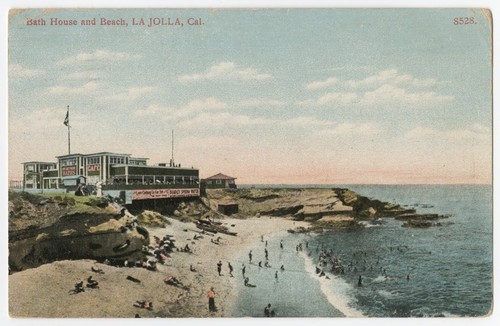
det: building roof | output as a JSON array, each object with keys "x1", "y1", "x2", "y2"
[
  {"x1": 21, "y1": 161, "x2": 56, "y2": 165},
  {"x1": 205, "y1": 173, "x2": 236, "y2": 180},
  {"x1": 55, "y1": 153, "x2": 84, "y2": 158},
  {"x1": 56, "y1": 152, "x2": 133, "y2": 158}
]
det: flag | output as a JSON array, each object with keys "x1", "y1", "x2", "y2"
[{"x1": 63, "y1": 109, "x2": 69, "y2": 126}]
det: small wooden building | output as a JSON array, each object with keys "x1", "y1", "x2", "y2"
[
  {"x1": 218, "y1": 203, "x2": 239, "y2": 215},
  {"x1": 203, "y1": 173, "x2": 237, "y2": 189}
]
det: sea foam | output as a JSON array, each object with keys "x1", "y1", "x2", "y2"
[{"x1": 301, "y1": 252, "x2": 364, "y2": 317}]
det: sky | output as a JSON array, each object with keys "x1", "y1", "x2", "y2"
[{"x1": 7, "y1": 8, "x2": 493, "y2": 185}]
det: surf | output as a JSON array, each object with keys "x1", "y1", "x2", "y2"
[{"x1": 300, "y1": 251, "x2": 364, "y2": 317}]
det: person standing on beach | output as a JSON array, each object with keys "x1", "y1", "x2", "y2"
[
  {"x1": 228, "y1": 262, "x2": 234, "y2": 277},
  {"x1": 264, "y1": 304, "x2": 272, "y2": 317},
  {"x1": 208, "y1": 287, "x2": 216, "y2": 312},
  {"x1": 275, "y1": 271, "x2": 278, "y2": 281},
  {"x1": 249, "y1": 250, "x2": 253, "y2": 263},
  {"x1": 242, "y1": 264, "x2": 246, "y2": 277},
  {"x1": 217, "y1": 261, "x2": 222, "y2": 276},
  {"x1": 280, "y1": 240, "x2": 283, "y2": 249},
  {"x1": 265, "y1": 248, "x2": 269, "y2": 260}
]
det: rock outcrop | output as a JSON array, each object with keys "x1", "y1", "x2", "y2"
[
  {"x1": 332, "y1": 188, "x2": 414, "y2": 218},
  {"x1": 203, "y1": 188, "x2": 449, "y2": 230},
  {"x1": 9, "y1": 192, "x2": 149, "y2": 272}
]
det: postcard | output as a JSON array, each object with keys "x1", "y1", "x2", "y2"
[{"x1": 7, "y1": 8, "x2": 493, "y2": 318}]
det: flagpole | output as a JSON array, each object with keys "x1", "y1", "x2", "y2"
[{"x1": 67, "y1": 105, "x2": 71, "y2": 155}]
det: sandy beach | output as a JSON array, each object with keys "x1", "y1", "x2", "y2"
[{"x1": 9, "y1": 215, "x2": 309, "y2": 318}]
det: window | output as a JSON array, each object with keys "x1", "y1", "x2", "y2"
[
  {"x1": 130, "y1": 159, "x2": 146, "y2": 165},
  {"x1": 110, "y1": 156, "x2": 125, "y2": 164},
  {"x1": 61, "y1": 158, "x2": 77, "y2": 166},
  {"x1": 216, "y1": 179, "x2": 222, "y2": 184},
  {"x1": 87, "y1": 157, "x2": 100, "y2": 165},
  {"x1": 41, "y1": 164, "x2": 55, "y2": 171},
  {"x1": 26, "y1": 164, "x2": 35, "y2": 172}
]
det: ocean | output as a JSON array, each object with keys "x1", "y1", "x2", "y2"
[{"x1": 231, "y1": 184, "x2": 493, "y2": 317}]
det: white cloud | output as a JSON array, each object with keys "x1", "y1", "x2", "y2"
[
  {"x1": 329, "y1": 65, "x2": 372, "y2": 72},
  {"x1": 346, "y1": 69, "x2": 398, "y2": 88},
  {"x1": 305, "y1": 68, "x2": 438, "y2": 90},
  {"x1": 299, "y1": 83, "x2": 453, "y2": 108},
  {"x1": 305, "y1": 77, "x2": 339, "y2": 90},
  {"x1": 58, "y1": 49, "x2": 137, "y2": 65},
  {"x1": 179, "y1": 62, "x2": 271, "y2": 83},
  {"x1": 346, "y1": 69, "x2": 438, "y2": 89},
  {"x1": 298, "y1": 91, "x2": 357, "y2": 106},
  {"x1": 134, "y1": 97, "x2": 228, "y2": 119},
  {"x1": 282, "y1": 116, "x2": 335, "y2": 127},
  {"x1": 316, "y1": 92, "x2": 358, "y2": 105},
  {"x1": 9, "y1": 63, "x2": 42, "y2": 78},
  {"x1": 359, "y1": 84, "x2": 454, "y2": 106},
  {"x1": 176, "y1": 112, "x2": 275, "y2": 128},
  {"x1": 405, "y1": 124, "x2": 491, "y2": 141},
  {"x1": 103, "y1": 86, "x2": 158, "y2": 102},
  {"x1": 166, "y1": 98, "x2": 228, "y2": 120},
  {"x1": 133, "y1": 104, "x2": 167, "y2": 117},
  {"x1": 61, "y1": 70, "x2": 106, "y2": 80},
  {"x1": 48, "y1": 81, "x2": 101, "y2": 94},
  {"x1": 175, "y1": 97, "x2": 228, "y2": 117},
  {"x1": 237, "y1": 99, "x2": 286, "y2": 108},
  {"x1": 316, "y1": 122, "x2": 382, "y2": 137}
]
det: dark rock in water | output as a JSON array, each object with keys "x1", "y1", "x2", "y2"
[
  {"x1": 402, "y1": 220, "x2": 433, "y2": 228},
  {"x1": 395, "y1": 213, "x2": 446, "y2": 221}
]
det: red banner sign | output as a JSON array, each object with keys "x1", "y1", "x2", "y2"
[
  {"x1": 132, "y1": 188, "x2": 200, "y2": 200},
  {"x1": 61, "y1": 166, "x2": 77, "y2": 177}
]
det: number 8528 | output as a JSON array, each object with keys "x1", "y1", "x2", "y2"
[{"x1": 453, "y1": 17, "x2": 477, "y2": 25}]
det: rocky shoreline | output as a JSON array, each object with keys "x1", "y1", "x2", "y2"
[
  {"x1": 8, "y1": 187, "x2": 450, "y2": 317},
  {"x1": 8, "y1": 187, "x2": 449, "y2": 272}
]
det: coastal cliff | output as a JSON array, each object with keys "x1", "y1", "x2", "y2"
[{"x1": 8, "y1": 192, "x2": 149, "y2": 272}]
